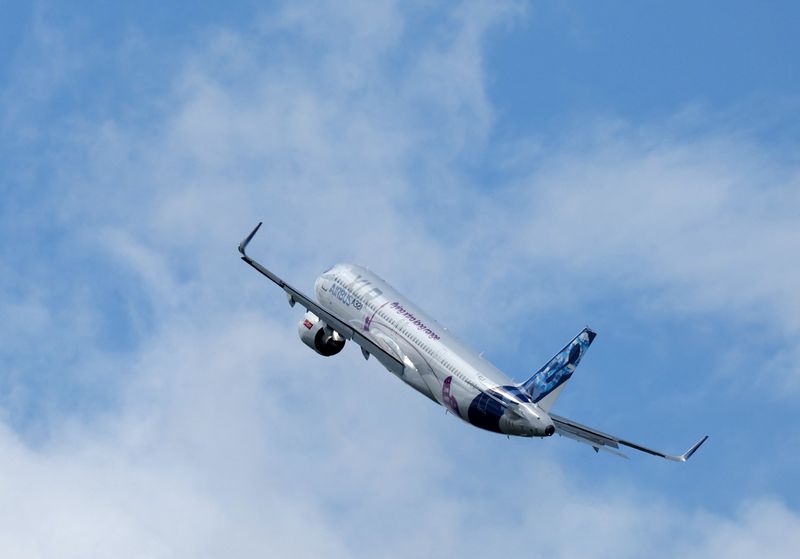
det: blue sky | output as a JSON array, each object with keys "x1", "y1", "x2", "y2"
[{"x1": 2, "y1": 1, "x2": 800, "y2": 556}]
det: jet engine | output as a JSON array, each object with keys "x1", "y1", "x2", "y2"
[{"x1": 298, "y1": 311, "x2": 346, "y2": 356}]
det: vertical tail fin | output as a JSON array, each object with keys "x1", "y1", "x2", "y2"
[{"x1": 521, "y1": 327, "x2": 596, "y2": 412}]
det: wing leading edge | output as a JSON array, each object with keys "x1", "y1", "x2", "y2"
[
  {"x1": 550, "y1": 413, "x2": 708, "y2": 462},
  {"x1": 238, "y1": 222, "x2": 405, "y2": 376}
]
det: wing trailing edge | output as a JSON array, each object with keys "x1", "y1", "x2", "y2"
[{"x1": 551, "y1": 413, "x2": 708, "y2": 462}]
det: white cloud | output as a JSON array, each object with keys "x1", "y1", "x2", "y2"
[
  {"x1": 2, "y1": 308, "x2": 799, "y2": 558},
  {"x1": 2, "y1": 0, "x2": 800, "y2": 557}
]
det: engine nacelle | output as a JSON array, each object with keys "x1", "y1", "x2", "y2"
[{"x1": 298, "y1": 311, "x2": 346, "y2": 357}]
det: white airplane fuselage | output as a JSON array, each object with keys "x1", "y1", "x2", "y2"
[
  {"x1": 311, "y1": 263, "x2": 555, "y2": 437},
  {"x1": 239, "y1": 221, "x2": 707, "y2": 461}
]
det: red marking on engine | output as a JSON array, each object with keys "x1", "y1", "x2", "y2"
[{"x1": 303, "y1": 319, "x2": 314, "y2": 329}]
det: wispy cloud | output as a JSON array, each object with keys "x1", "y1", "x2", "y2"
[{"x1": 1, "y1": 0, "x2": 799, "y2": 556}]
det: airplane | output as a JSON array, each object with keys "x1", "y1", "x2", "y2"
[{"x1": 238, "y1": 222, "x2": 708, "y2": 461}]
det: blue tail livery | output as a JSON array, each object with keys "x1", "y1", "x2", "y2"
[{"x1": 521, "y1": 328, "x2": 596, "y2": 411}]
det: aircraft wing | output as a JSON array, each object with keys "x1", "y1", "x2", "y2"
[
  {"x1": 550, "y1": 413, "x2": 708, "y2": 462},
  {"x1": 238, "y1": 222, "x2": 405, "y2": 376}
]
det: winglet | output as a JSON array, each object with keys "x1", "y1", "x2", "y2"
[
  {"x1": 238, "y1": 222, "x2": 263, "y2": 257},
  {"x1": 665, "y1": 435, "x2": 709, "y2": 462},
  {"x1": 680, "y1": 435, "x2": 709, "y2": 462}
]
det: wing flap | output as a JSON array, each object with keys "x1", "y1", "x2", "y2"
[
  {"x1": 552, "y1": 417, "x2": 620, "y2": 449},
  {"x1": 551, "y1": 413, "x2": 708, "y2": 462}
]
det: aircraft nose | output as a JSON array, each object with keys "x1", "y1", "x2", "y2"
[{"x1": 545, "y1": 424, "x2": 555, "y2": 437}]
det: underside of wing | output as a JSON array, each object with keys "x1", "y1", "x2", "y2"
[
  {"x1": 238, "y1": 222, "x2": 405, "y2": 376},
  {"x1": 550, "y1": 413, "x2": 708, "y2": 462}
]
